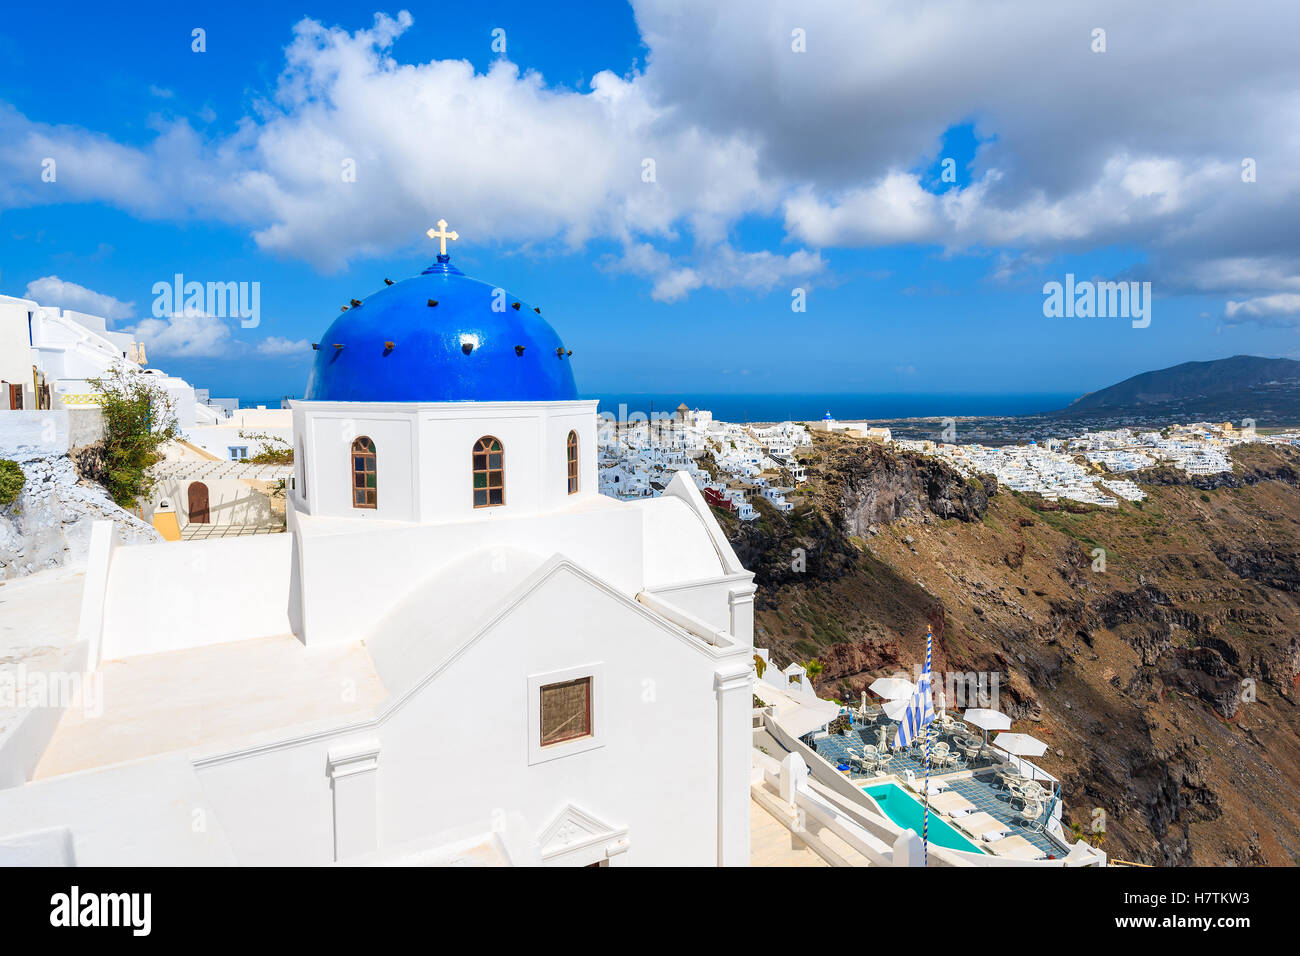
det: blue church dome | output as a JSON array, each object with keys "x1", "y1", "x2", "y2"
[{"x1": 305, "y1": 253, "x2": 578, "y2": 403}]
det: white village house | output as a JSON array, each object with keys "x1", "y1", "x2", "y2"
[{"x1": 0, "y1": 229, "x2": 758, "y2": 865}]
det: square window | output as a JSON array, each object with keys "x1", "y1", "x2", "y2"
[{"x1": 540, "y1": 677, "x2": 591, "y2": 746}]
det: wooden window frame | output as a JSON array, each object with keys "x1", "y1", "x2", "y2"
[
  {"x1": 352, "y1": 436, "x2": 377, "y2": 509},
  {"x1": 539, "y1": 676, "x2": 593, "y2": 747},
  {"x1": 566, "y1": 430, "x2": 579, "y2": 494},
  {"x1": 473, "y1": 436, "x2": 505, "y2": 508}
]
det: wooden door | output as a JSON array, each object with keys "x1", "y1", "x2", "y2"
[{"x1": 188, "y1": 482, "x2": 210, "y2": 523}]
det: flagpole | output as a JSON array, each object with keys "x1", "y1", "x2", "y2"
[{"x1": 922, "y1": 625, "x2": 932, "y2": 868}]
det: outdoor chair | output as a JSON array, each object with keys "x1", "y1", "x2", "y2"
[
  {"x1": 1015, "y1": 798, "x2": 1043, "y2": 826},
  {"x1": 1020, "y1": 780, "x2": 1048, "y2": 803}
]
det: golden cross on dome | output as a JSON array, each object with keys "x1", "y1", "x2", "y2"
[{"x1": 426, "y1": 218, "x2": 459, "y2": 256}]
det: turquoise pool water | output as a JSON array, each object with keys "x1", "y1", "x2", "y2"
[{"x1": 863, "y1": 782, "x2": 985, "y2": 855}]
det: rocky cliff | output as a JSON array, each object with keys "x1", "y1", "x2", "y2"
[
  {"x1": 0, "y1": 451, "x2": 161, "y2": 579},
  {"x1": 717, "y1": 431, "x2": 1300, "y2": 865}
]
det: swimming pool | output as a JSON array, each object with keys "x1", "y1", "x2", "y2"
[{"x1": 862, "y1": 782, "x2": 986, "y2": 855}]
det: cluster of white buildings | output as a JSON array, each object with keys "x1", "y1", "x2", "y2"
[
  {"x1": 597, "y1": 405, "x2": 810, "y2": 520},
  {"x1": 892, "y1": 421, "x2": 1296, "y2": 509},
  {"x1": 1068, "y1": 426, "x2": 1238, "y2": 476},
  {"x1": 0, "y1": 293, "x2": 225, "y2": 429},
  {"x1": 898, "y1": 440, "x2": 1129, "y2": 507},
  {"x1": 0, "y1": 291, "x2": 299, "y2": 537},
  {"x1": 1099, "y1": 478, "x2": 1146, "y2": 502}
]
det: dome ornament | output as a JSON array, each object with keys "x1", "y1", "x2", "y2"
[{"x1": 426, "y1": 218, "x2": 460, "y2": 259}]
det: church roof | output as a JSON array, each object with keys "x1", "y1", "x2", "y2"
[{"x1": 304, "y1": 254, "x2": 579, "y2": 403}]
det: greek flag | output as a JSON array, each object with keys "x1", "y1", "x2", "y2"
[{"x1": 892, "y1": 629, "x2": 934, "y2": 750}]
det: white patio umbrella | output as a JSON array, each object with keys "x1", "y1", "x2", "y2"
[
  {"x1": 993, "y1": 732, "x2": 1049, "y2": 781},
  {"x1": 879, "y1": 696, "x2": 920, "y2": 750},
  {"x1": 869, "y1": 676, "x2": 916, "y2": 700},
  {"x1": 881, "y1": 697, "x2": 911, "y2": 721},
  {"x1": 963, "y1": 708, "x2": 1012, "y2": 746}
]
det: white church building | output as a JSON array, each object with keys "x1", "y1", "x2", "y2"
[{"x1": 0, "y1": 227, "x2": 758, "y2": 866}]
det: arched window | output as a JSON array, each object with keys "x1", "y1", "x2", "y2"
[
  {"x1": 352, "y1": 436, "x2": 376, "y2": 509},
  {"x1": 473, "y1": 436, "x2": 505, "y2": 508},
  {"x1": 566, "y1": 430, "x2": 579, "y2": 494}
]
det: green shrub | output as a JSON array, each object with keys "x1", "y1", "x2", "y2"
[
  {"x1": 86, "y1": 367, "x2": 179, "y2": 508},
  {"x1": 240, "y1": 429, "x2": 294, "y2": 465},
  {"x1": 0, "y1": 459, "x2": 25, "y2": 506}
]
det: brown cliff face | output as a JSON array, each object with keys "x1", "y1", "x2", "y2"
[
  {"x1": 813, "y1": 439, "x2": 995, "y2": 532},
  {"x1": 721, "y1": 432, "x2": 1300, "y2": 865}
]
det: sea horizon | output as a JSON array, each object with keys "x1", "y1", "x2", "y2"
[
  {"x1": 591, "y1": 392, "x2": 1077, "y2": 423},
  {"x1": 238, "y1": 391, "x2": 1079, "y2": 422}
]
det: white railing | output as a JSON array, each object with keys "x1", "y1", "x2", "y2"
[
  {"x1": 756, "y1": 752, "x2": 926, "y2": 867},
  {"x1": 635, "y1": 591, "x2": 734, "y2": 647}
]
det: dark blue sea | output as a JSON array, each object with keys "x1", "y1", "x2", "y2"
[
  {"x1": 241, "y1": 392, "x2": 1077, "y2": 422},
  {"x1": 590, "y1": 392, "x2": 1076, "y2": 423}
]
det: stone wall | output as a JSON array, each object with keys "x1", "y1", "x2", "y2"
[
  {"x1": 0, "y1": 408, "x2": 104, "y2": 459},
  {"x1": 0, "y1": 449, "x2": 161, "y2": 579}
]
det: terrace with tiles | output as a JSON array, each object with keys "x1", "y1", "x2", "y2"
[{"x1": 808, "y1": 710, "x2": 1065, "y2": 860}]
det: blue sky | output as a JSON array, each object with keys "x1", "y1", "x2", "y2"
[{"x1": 2, "y1": 1, "x2": 1298, "y2": 403}]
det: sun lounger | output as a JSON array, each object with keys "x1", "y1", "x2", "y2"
[
  {"x1": 955, "y1": 811, "x2": 1009, "y2": 841},
  {"x1": 929, "y1": 791, "x2": 977, "y2": 817},
  {"x1": 986, "y1": 834, "x2": 1047, "y2": 860},
  {"x1": 904, "y1": 770, "x2": 949, "y2": 795}
]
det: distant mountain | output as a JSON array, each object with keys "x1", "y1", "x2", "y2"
[{"x1": 1061, "y1": 355, "x2": 1300, "y2": 423}]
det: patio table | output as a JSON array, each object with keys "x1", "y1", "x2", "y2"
[{"x1": 1019, "y1": 782, "x2": 1048, "y2": 803}]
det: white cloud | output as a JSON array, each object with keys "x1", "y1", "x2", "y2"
[
  {"x1": 127, "y1": 313, "x2": 233, "y2": 358},
  {"x1": 23, "y1": 275, "x2": 134, "y2": 320},
  {"x1": 610, "y1": 242, "x2": 825, "y2": 302},
  {"x1": 1224, "y1": 293, "x2": 1300, "y2": 325},
  {"x1": 255, "y1": 336, "x2": 311, "y2": 357},
  {"x1": 0, "y1": 12, "x2": 798, "y2": 292},
  {"x1": 1, "y1": 2, "x2": 1299, "y2": 310},
  {"x1": 123, "y1": 314, "x2": 311, "y2": 359}
]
